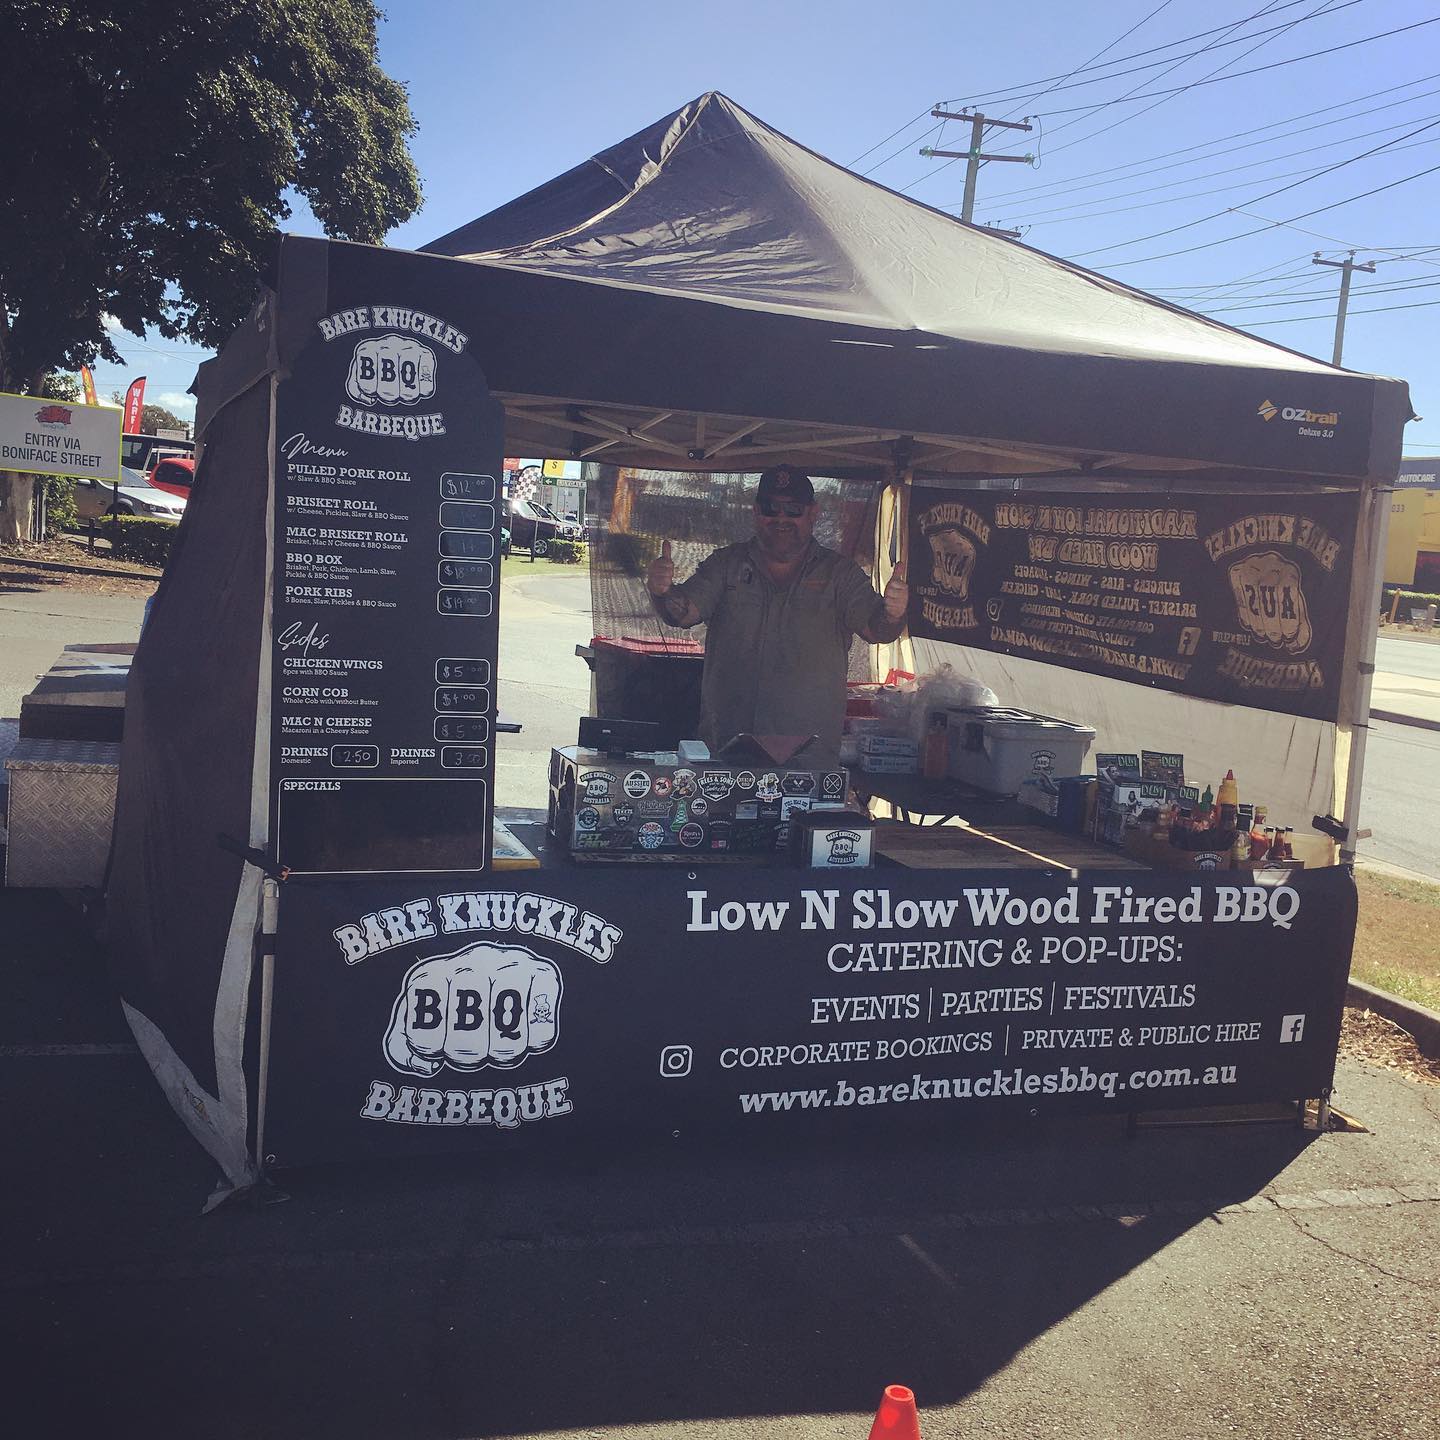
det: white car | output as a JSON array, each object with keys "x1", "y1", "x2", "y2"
[{"x1": 73, "y1": 466, "x2": 187, "y2": 522}]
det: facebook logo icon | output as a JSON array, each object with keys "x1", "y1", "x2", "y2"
[{"x1": 1279, "y1": 1014, "x2": 1306, "y2": 1044}]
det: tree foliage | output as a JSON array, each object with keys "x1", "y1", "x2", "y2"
[
  {"x1": 110, "y1": 393, "x2": 190, "y2": 434},
  {"x1": 0, "y1": 0, "x2": 422, "y2": 394}
]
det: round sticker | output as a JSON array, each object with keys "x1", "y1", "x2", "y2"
[
  {"x1": 679, "y1": 822, "x2": 705, "y2": 848},
  {"x1": 736, "y1": 770, "x2": 757, "y2": 791},
  {"x1": 690, "y1": 796, "x2": 709, "y2": 817},
  {"x1": 576, "y1": 806, "x2": 599, "y2": 830},
  {"x1": 638, "y1": 822, "x2": 666, "y2": 851},
  {"x1": 623, "y1": 770, "x2": 652, "y2": 799},
  {"x1": 612, "y1": 803, "x2": 635, "y2": 825},
  {"x1": 652, "y1": 776, "x2": 673, "y2": 798}
]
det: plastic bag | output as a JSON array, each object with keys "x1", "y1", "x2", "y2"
[{"x1": 904, "y1": 665, "x2": 999, "y2": 747}]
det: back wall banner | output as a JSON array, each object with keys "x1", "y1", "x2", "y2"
[
  {"x1": 907, "y1": 488, "x2": 1359, "y2": 721},
  {"x1": 263, "y1": 867, "x2": 1352, "y2": 1168}
]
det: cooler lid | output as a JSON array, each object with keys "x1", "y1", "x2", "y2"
[{"x1": 948, "y1": 706, "x2": 1097, "y2": 740}]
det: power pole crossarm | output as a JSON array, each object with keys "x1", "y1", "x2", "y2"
[
  {"x1": 922, "y1": 108, "x2": 1034, "y2": 223},
  {"x1": 1312, "y1": 251, "x2": 1376, "y2": 367}
]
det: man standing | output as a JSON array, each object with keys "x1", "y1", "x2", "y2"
[{"x1": 647, "y1": 465, "x2": 908, "y2": 762}]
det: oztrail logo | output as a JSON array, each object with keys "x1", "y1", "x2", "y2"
[{"x1": 1258, "y1": 398, "x2": 1339, "y2": 429}]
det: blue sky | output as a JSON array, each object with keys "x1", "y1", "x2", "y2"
[{"x1": 95, "y1": 0, "x2": 1440, "y2": 454}]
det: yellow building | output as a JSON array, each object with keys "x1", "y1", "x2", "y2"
[{"x1": 1385, "y1": 458, "x2": 1440, "y2": 590}]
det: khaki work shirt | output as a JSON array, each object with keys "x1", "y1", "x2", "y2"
[{"x1": 670, "y1": 539, "x2": 887, "y2": 762}]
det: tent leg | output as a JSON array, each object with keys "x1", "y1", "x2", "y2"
[
  {"x1": 254, "y1": 878, "x2": 279, "y2": 1175},
  {"x1": 1339, "y1": 482, "x2": 1391, "y2": 862}
]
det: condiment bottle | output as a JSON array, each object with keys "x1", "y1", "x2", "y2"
[
  {"x1": 1249, "y1": 811, "x2": 1271, "y2": 862},
  {"x1": 1231, "y1": 827, "x2": 1250, "y2": 867},
  {"x1": 1216, "y1": 769, "x2": 1238, "y2": 828},
  {"x1": 922, "y1": 712, "x2": 949, "y2": 779}
]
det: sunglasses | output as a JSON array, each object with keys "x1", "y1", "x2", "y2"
[{"x1": 758, "y1": 499, "x2": 809, "y2": 518}]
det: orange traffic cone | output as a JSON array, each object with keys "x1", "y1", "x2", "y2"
[{"x1": 867, "y1": 1384, "x2": 921, "y2": 1440}]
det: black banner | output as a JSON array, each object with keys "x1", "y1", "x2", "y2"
[
  {"x1": 265, "y1": 867, "x2": 1353, "y2": 1167},
  {"x1": 907, "y1": 488, "x2": 1359, "y2": 721},
  {"x1": 270, "y1": 302, "x2": 505, "y2": 873}
]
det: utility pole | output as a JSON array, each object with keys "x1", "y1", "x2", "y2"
[
  {"x1": 922, "y1": 108, "x2": 1034, "y2": 229},
  {"x1": 1311, "y1": 251, "x2": 1375, "y2": 366}
]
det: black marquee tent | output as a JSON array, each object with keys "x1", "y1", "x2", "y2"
[{"x1": 106, "y1": 93, "x2": 1410, "y2": 1194}]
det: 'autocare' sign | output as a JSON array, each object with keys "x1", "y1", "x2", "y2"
[{"x1": 264, "y1": 867, "x2": 1353, "y2": 1166}]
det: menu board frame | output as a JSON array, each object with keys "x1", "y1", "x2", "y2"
[{"x1": 268, "y1": 301, "x2": 505, "y2": 875}]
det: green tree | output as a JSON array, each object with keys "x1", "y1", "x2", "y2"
[
  {"x1": 0, "y1": 1, "x2": 422, "y2": 540},
  {"x1": 109, "y1": 393, "x2": 190, "y2": 435}
]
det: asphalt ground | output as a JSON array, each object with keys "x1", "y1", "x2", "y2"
[{"x1": 2, "y1": 564, "x2": 1438, "y2": 1438}]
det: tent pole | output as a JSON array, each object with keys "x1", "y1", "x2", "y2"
[
  {"x1": 254, "y1": 878, "x2": 279, "y2": 1173},
  {"x1": 1338, "y1": 479, "x2": 1390, "y2": 862}
]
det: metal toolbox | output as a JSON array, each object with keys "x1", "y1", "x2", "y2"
[{"x1": 4, "y1": 739, "x2": 121, "y2": 887}]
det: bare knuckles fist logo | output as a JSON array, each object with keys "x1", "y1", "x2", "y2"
[
  {"x1": 1228, "y1": 550, "x2": 1313, "y2": 653},
  {"x1": 346, "y1": 335, "x2": 438, "y2": 408},
  {"x1": 926, "y1": 526, "x2": 977, "y2": 599},
  {"x1": 383, "y1": 942, "x2": 562, "y2": 1076}
]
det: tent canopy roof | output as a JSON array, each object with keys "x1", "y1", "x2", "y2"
[
  {"x1": 429, "y1": 92, "x2": 1337, "y2": 378},
  {"x1": 198, "y1": 94, "x2": 1409, "y2": 484}
]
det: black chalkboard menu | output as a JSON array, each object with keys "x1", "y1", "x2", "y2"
[
  {"x1": 907, "y1": 487, "x2": 1358, "y2": 723},
  {"x1": 269, "y1": 304, "x2": 504, "y2": 873}
]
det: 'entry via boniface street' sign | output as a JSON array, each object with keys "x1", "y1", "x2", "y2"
[{"x1": 0, "y1": 391, "x2": 121, "y2": 481}]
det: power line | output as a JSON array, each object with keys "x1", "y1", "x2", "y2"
[
  {"x1": 1071, "y1": 115, "x2": 1440, "y2": 259},
  {"x1": 996, "y1": 0, "x2": 1179, "y2": 119},
  {"x1": 937, "y1": 0, "x2": 1355, "y2": 108},
  {"x1": 849, "y1": 107, "x2": 940, "y2": 168},
  {"x1": 1229, "y1": 295, "x2": 1440, "y2": 326},
  {"x1": 991, "y1": 103, "x2": 1440, "y2": 217},
  {"x1": 1026, "y1": 0, "x2": 1329, "y2": 156},
  {"x1": 1001, "y1": 123, "x2": 1440, "y2": 225},
  {"x1": 1203, "y1": 275, "x2": 1440, "y2": 313},
  {"x1": 902, "y1": 1, "x2": 1319, "y2": 196},
  {"x1": 1094, "y1": 158, "x2": 1440, "y2": 269},
  {"x1": 1011, "y1": 15, "x2": 1440, "y2": 123},
  {"x1": 978, "y1": 73, "x2": 1440, "y2": 206}
]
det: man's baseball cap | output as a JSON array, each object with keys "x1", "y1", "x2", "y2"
[{"x1": 755, "y1": 465, "x2": 815, "y2": 505}]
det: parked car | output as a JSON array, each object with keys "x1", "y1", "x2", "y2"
[
  {"x1": 147, "y1": 456, "x2": 196, "y2": 500},
  {"x1": 73, "y1": 467, "x2": 188, "y2": 522},
  {"x1": 504, "y1": 496, "x2": 564, "y2": 555},
  {"x1": 535, "y1": 501, "x2": 584, "y2": 541}
]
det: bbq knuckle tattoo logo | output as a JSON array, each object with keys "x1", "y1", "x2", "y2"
[
  {"x1": 915, "y1": 502, "x2": 990, "y2": 630},
  {"x1": 334, "y1": 890, "x2": 623, "y2": 1131},
  {"x1": 383, "y1": 942, "x2": 562, "y2": 1076},
  {"x1": 316, "y1": 304, "x2": 469, "y2": 442},
  {"x1": 1226, "y1": 551, "x2": 1312, "y2": 653},
  {"x1": 346, "y1": 336, "x2": 437, "y2": 407}
]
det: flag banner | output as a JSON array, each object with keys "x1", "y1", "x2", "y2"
[
  {"x1": 263, "y1": 866, "x2": 1354, "y2": 1166},
  {"x1": 907, "y1": 488, "x2": 1359, "y2": 723},
  {"x1": 123, "y1": 377, "x2": 146, "y2": 433},
  {"x1": 79, "y1": 366, "x2": 97, "y2": 407}
]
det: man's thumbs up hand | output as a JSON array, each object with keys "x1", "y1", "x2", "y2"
[
  {"x1": 883, "y1": 560, "x2": 909, "y2": 621},
  {"x1": 647, "y1": 538, "x2": 676, "y2": 596}
]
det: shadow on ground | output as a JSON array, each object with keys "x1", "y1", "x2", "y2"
[{"x1": 2, "y1": 888, "x2": 1312, "y2": 1439}]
